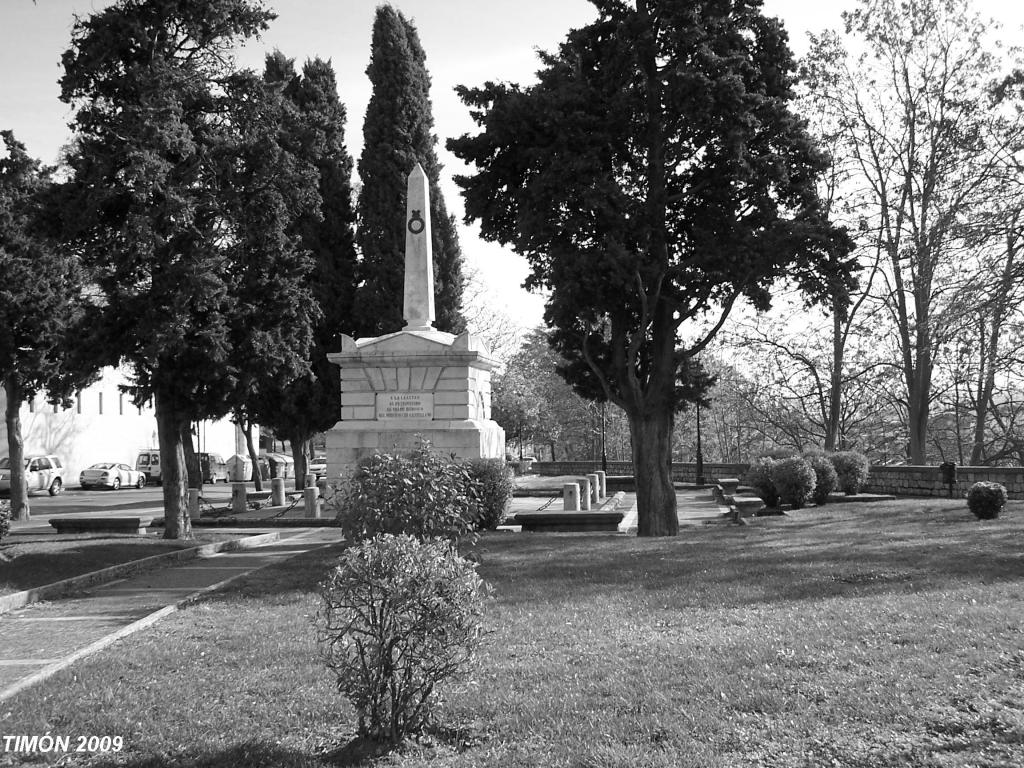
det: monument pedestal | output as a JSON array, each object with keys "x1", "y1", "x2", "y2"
[
  {"x1": 327, "y1": 163, "x2": 504, "y2": 478},
  {"x1": 326, "y1": 329, "x2": 505, "y2": 478}
]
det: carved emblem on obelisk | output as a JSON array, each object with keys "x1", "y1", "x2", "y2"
[{"x1": 403, "y1": 164, "x2": 435, "y2": 332}]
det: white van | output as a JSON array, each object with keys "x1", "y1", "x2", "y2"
[{"x1": 135, "y1": 450, "x2": 161, "y2": 484}]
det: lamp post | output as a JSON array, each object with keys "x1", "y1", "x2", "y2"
[
  {"x1": 600, "y1": 400, "x2": 608, "y2": 473},
  {"x1": 695, "y1": 399, "x2": 705, "y2": 486}
]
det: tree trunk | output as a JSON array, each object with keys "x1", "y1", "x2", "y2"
[
  {"x1": 4, "y1": 374, "x2": 29, "y2": 521},
  {"x1": 970, "y1": 328, "x2": 997, "y2": 466},
  {"x1": 825, "y1": 307, "x2": 843, "y2": 452},
  {"x1": 155, "y1": 392, "x2": 191, "y2": 540},
  {"x1": 290, "y1": 433, "x2": 308, "y2": 490},
  {"x1": 243, "y1": 421, "x2": 263, "y2": 492},
  {"x1": 907, "y1": 347, "x2": 932, "y2": 464},
  {"x1": 180, "y1": 422, "x2": 202, "y2": 491},
  {"x1": 629, "y1": 411, "x2": 678, "y2": 537}
]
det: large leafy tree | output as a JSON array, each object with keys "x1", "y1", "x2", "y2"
[
  {"x1": 801, "y1": 0, "x2": 1023, "y2": 463},
  {"x1": 353, "y1": 4, "x2": 464, "y2": 337},
  {"x1": 450, "y1": 0, "x2": 854, "y2": 536},
  {"x1": 493, "y1": 328, "x2": 609, "y2": 461},
  {"x1": 0, "y1": 132, "x2": 93, "y2": 521},
  {"x1": 253, "y1": 52, "x2": 358, "y2": 487},
  {"x1": 59, "y1": 0, "x2": 320, "y2": 538}
]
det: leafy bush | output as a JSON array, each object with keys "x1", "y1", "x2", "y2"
[
  {"x1": 0, "y1": 499, "x2": 10, "y2": 542},
  {"x1": 967, "y1": 482, "x2": 1007, "y2": 520},
  {"x1": 466, "y1": 458, "x2": 514, "y2": 530},
  {"x1": 318, "y1": 534, "x2": 488, "y2": 744},
  {"x1": 805, "y1": 453, "x2": 838, "y2": 506},
  {"x1": 830, "y1": 451, "x2": 871, "y2": 495},
  {"x1": 330, "y1": 441, "x2": 477, "y2": 544},
  {"x1": 762, "y1": 447, "x2": 800, "y2": 460},
  {"x1": 771, "y1": 457, "x2": 817, "y2": 509},
  {"x1": 744, "y1": 457, "x2": 778, "y2": 507}
]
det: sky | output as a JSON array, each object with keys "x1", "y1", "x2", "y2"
[{"x1": 2, "y1": 0, "x2": 1022, "y2": 338}]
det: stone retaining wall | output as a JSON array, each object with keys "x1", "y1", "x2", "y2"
[
  {"x1": 862, "y1": 465, "x2": 1024, "y2": 499},
  {"x1": 532, "y1": 461, "x2": 1024, "y2": 499},
  {"x1": 533, "y1": 461, "x2": 749, "y2": 483}
]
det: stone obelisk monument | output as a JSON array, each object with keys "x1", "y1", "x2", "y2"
[
  {"x1": 325, "y1": 164, "x2": 505, "y2": 477},
  {"x1": 402, "y1": 165, "x2": 435, "y2": 332}
]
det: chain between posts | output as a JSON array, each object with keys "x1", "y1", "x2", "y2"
[{"x1": 195, "y1": 481, "x2": 334, "y2": 519}]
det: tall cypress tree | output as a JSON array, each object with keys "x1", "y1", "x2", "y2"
[
  {"x1": 253, "y1": 52, "x2": 358, "y2": 485},
  {"x1": 354, "y1": 5, "x2": 465, "y2": 337}
]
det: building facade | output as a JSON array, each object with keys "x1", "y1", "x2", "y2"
[{"x1": 0, "y1": 366, "x2": 246, "y2": 484}]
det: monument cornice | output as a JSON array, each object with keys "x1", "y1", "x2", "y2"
[{"x1": 326, "y1": 349, "x2": 500, "y2": 372}]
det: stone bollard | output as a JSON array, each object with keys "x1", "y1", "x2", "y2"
[
  {"x1": 317, "y1": 478, "x2": 330, "y2": 503},
  {"x1": 586, "y1": 473, "x2": 600, "y2": 504},
  {"x1": 580, "y1": 477, "x2": 592, "y2": 510},
  {"x1": 187, "y1": 488, "x2": 200, "y2": 522},
  {"x1": 271, "y1": 477, "x2": 286, "y2": 506},
  {"x1": 562, "y1": 482, "x2": 580, "y2": 511},
  {"x1": 596, "y1": 470, "x2": 607, "y2": 499},
  {"x1": 304, "y1": 486, "x2": 320, "y2": 519},
  {"x1": 231, "y1": 482, "x2": 247, "y2": 515}
]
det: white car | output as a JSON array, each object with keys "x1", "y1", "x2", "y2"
[
  {"x1": 0, "y1": 455, "x2": 66, "y2": 496},
  {"x1": 309, "y1": 455, "x2": 327, "y2": 478},
  {"x1": 79, "y1": 462, "x2": 147, "y2": 490}
]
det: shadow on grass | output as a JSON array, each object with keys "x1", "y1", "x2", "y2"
[
  {"x1": 86, "y1": 733, "x2": 473, "y2": 767},
  {"x1": 189, "y1": 541, "x2": 350, "y2": 605},
  {"x1": 477, "y1": 504, "x2": 1024, "y2": 608},
  {"x1": 87, "y1": 741, "x2": 329, "y2": 768},
  {"x1": 0, "y1": 542, "x2": 193, "y2": 593}
]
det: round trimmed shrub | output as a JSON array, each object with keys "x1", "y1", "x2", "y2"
[
  {"x1": 330, "y1": 442, "x2": 477, "y2": 544},
  {"x1": 967, "y1": 482, "x2": 1007, "y2": 520},
  {"x1": 770, "y1": 456, "x2": 817, "y2": 509},
  {"x1": 830, "y1": 451, "x2": 870, "y2": 495},
  {"x1": 0, "y1": 499, "x2": 10, "y2": 542},
  {"x1": 318, "y1": 534, "x2": 489, "y2": 744},
  {"x1": 805, "y1": 453, "x2": 838, "y2": 506},
  {"x1": 744, "y1": 457, "x2": 778, "y2": 508}
]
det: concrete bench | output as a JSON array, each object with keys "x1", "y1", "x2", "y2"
[
  {"x1": 732, "y1": 496, "x2": 766, "y2": 517},
  {"x1": 512, "y1": 511, "x2": 625, "y2": 532},
  {"x1": 717, "y1": 478, "x2": 741, "y2": 495},
  {"x1": 49, "y1": 516, "x2": 155, "y2": 535}
]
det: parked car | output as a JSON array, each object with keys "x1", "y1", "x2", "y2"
[
  {"x1": 309, "y1": 455, "x2": 327, "y2": 478},
  {"x1": 79, "y1": 462, "x2": 147, "y2": 490},
  {"x1": 0, "y1": 455, "x2": 66, "y2": 496}
]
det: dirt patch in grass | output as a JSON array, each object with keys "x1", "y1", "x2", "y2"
[{"x1": 0, "y1": 532, "x2": 244, "y2": 595}]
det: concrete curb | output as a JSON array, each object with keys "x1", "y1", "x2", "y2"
[
  {"x1": 0, "y1": 531, "x2": 281, "y2": 616},
  {"x1": 0, "y1": 531, "x2": 337, "y2": 703}
]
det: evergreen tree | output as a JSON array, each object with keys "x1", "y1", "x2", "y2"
[
  {"x1": 354, "y1": 5, "x2": 464, "y2": 337},
  {"x1": 0, "y1": 132, "x2": 94, "y2": 520},
  {"x1": 255, "y1": 52, "x2": 358, "y2": 485},
  {"x1": 59, "y1": 0, "x2": 320, "y2": 538},
  {"x1": 451, "y1": 0, "x2": 855, "y2": 535}
]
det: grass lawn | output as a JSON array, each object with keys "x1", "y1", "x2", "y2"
[
  {"x1": 0, "y1": 533, "x2": 242, "y2": 596},
  {"x1": 2, "y1": 498, "x2": 1023, "y2": 766}
]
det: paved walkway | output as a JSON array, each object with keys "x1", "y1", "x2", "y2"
[
  {"x1": 0, "y1": 527, "x2": 344, "y2": 702},
  {"x1": 616, "y1": 487, "x2": 729, "y2": 532}
]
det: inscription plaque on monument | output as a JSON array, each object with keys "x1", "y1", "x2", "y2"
[{"x1": 376, "y1": 392, "x2": 434, "y2": 420}]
